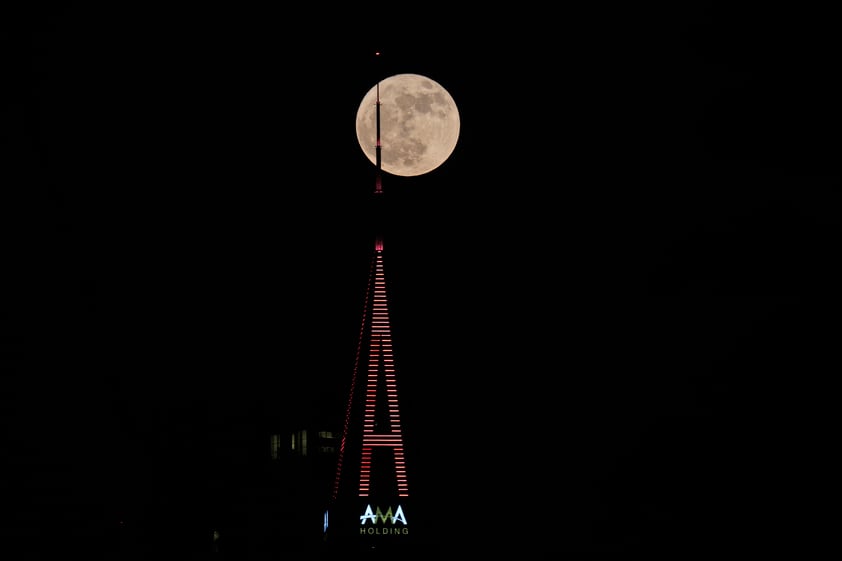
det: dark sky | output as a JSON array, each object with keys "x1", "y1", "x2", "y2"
[{"x1": 4, "y1": 4, "x2": 841, "y2": 558}]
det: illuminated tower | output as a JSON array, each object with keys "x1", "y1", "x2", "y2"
[{"x1": 323, "y1": 62, "x2": 421, "y2": 556}]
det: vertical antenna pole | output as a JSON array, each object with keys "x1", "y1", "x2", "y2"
[{"x1": 374, "y1": 51, "x2": 383, "y2": 195}]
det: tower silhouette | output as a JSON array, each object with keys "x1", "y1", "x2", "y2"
[{"x1": 322, "y1": 59, "x2": 426, "y2": 557}]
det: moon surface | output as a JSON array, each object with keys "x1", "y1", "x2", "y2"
[{"x1": 355, "y1": 73, "x2": 460, "y2": 177}]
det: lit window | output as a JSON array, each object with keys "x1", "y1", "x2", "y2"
[{"x1": 270, "y1": 434, "x2": 281, "y2": 460}]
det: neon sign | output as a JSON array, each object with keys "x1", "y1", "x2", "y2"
[{"x1": 359, "y1": 504, "x2": 408, "y2": 535}]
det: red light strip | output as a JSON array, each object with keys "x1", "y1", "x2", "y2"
[{"x1": 357, "y1": 249, "x2": 409, "y2": 497}]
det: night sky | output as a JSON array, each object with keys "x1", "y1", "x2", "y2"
[{"x1": 4, "y1": 4, "x2": 840, "y2": 559}]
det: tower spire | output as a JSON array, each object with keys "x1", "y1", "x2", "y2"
[
  {"x1": 323, "y1": 49, "x2": 423, "y2": 556},
  {"x1": 374, "y1": 51, "x2": 383, "y2": 196}
]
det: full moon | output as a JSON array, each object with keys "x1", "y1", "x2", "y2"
[{"x1": 355, "y1": 73, "x2": 460, "y2": 177}]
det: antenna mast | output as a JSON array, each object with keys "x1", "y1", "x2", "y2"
[{"x1": 374, "y1": 51, "x2": 383, "y2": 196}]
